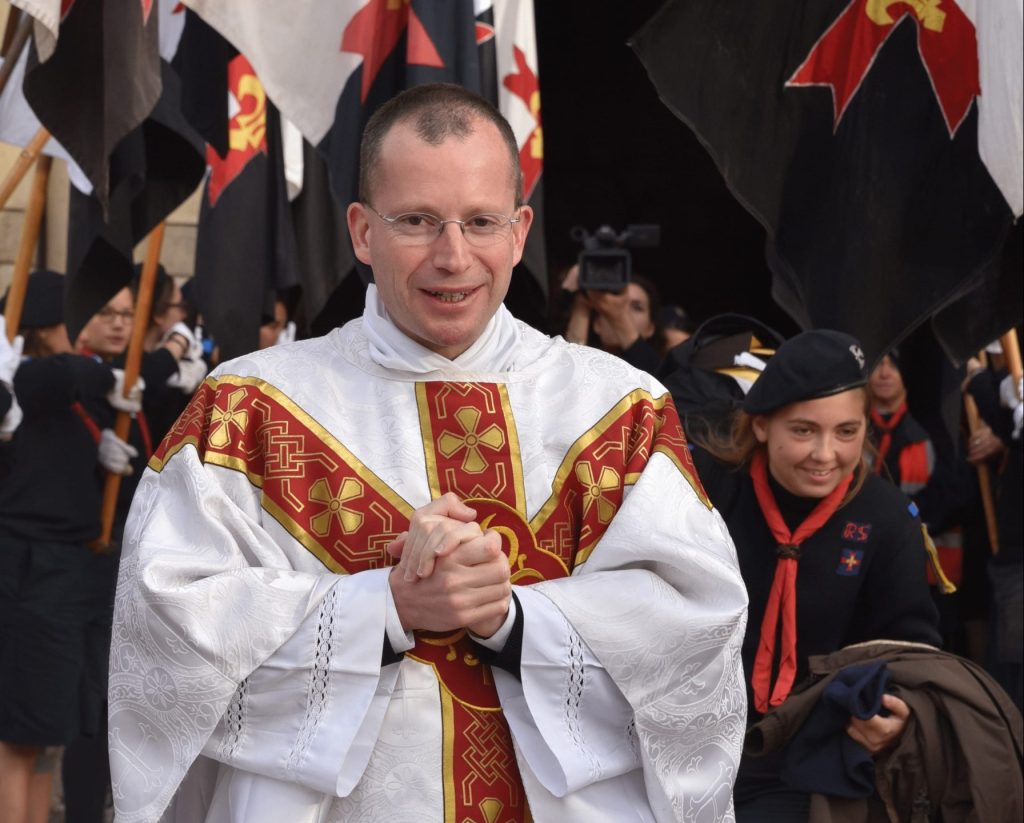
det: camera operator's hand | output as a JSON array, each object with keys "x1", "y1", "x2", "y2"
[
  {"x1": 589, "y1": 289, "x2": 642, "y2": 351},
  {"x1": 561, "y1": 266, "x2": 591, "y2": 345}
]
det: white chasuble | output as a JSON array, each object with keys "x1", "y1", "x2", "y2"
[{"x1": 109, "y1": 293, "x2": 748, "y2": 823}]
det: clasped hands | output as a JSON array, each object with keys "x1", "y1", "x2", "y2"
[{"x1": 387, "y1": 492, "x2": 512, "y2": 639}]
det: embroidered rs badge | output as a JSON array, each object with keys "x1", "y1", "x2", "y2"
[
  {"x1": 837, "y1": 548, "x2": 864, "y2": 576},
  {"x1": 842, "y1": 521, "x2": 872, "y2": 543}
]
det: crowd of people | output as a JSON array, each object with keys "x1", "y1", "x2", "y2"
[{"x1": 0, "y1": 83, "x2": 1020, "y2": 823}]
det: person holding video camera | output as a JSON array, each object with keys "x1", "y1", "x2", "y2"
[{"x1": 561, "y1": 263, "x2": 665, "y2": 374}]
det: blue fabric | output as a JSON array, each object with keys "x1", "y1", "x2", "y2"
[{"x1": 780, "y1": 661, "x2": 891, "y2": 798}]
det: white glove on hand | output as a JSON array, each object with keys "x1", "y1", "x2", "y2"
[
  {"x1": 0, "y1": 394, "x2": 22, "y2": 438},
  {"x1": 163, "y1": 321, "x2": 203, "y2": 362},
  {"x1": 1001, "y1": 375, "x2": 1024, "y2": 440},
  {"x1": 998, "y1": 374, "x2": 1023, "y2": 409},
  {"x1": 98, "y1": 428, "x2": 138, "y2": 475},
  {"x1": 0, "y1": 316, "x2": 24, "y2": 388},
  {"x1": 277, "y1": 321, "x2": 296, "y2": 346},
  {"x1": 108, "y1": 369, "x2": 144, "y2": 414},
  {"x1": 166, "y1": 355, "x2": 208, "y2": 394}
]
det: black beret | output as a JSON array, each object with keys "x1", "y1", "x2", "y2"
[
  {"x1": 0, "y1": 269, "x2": 65, "y2": 330},
  {"x1": 742, "y1": 329, "x2": 867, "y2": 415}
]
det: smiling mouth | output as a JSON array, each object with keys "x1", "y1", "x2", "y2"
[{"x1": 427, "y1": 288, "x2": 476, "y2": 303}]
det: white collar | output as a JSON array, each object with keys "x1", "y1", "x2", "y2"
[{"x1": 361, "y1": 284, "x2": 521, "y2": 375}]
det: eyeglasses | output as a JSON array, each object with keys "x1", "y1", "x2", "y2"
[
  {"x1": 96, "y1": 308, "x2": 134, "y2": 324},
  {"x1": 364, "y1": 204, "x2": 521, "y2": 247}
]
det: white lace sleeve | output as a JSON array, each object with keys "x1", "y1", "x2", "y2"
[
  {"x1": 109, "y1": 448, "x2": 402, "y2": 822},
  {"x1": 493, "y1": 585, "x2": 639, "y2": 796},
  {"x1": 201, "y1": 568, "x2": 402, "y2": 795}
]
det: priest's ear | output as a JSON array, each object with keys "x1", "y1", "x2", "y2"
[{"x1": 347, "y1": 203, "x2": 373, "y2": 266}]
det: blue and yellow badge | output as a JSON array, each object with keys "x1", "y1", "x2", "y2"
[{"x1": 837, "y1": 548, "x2": 864, "y2": 576}]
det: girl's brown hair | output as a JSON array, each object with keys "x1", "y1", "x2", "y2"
[{"x1": 693, "y1": 387, "x2": 874, "y2": 506}]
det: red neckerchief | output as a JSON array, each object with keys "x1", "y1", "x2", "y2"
[
  {"x1": 71, "y1": 402, "x2": 101, "y2": 444},
  {"x1": 870, "y1": 401, "x2": 907, "y2": 473},
  {"x1": 748, "y1": 449, "x2": 853, "y2": 713}
]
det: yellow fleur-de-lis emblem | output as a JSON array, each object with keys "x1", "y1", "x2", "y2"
[
  {"x1": 437, "y1": 407, "x2": 505, "y2": 474},
  {"x1": 209, "y1": 389, "x2": 250, "y2": 449},
  {"x1": 309, "y1": 477, "x2": 364, "y2": 536},
  {"x1": 867, "y1": 0, "x2": 945, "y2": 32},
  {"x1": 576, "y1": 462, "x2": 620, "y2": 524}
]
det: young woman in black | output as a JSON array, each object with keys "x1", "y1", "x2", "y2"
[{"x1": 692, "y1": 329, "x2": 941, "y2": 821}]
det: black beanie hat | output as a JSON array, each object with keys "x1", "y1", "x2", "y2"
[
  {"x1": 0, "y1": 269, "x2": 65, "y2": 330},
  {"x1": 743, "y1": 329, "x2": 867, "y2": 415}
]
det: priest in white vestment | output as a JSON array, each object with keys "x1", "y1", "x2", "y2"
[{"x1": 108, "y1": 83, "x2": 748, "y2": 823}]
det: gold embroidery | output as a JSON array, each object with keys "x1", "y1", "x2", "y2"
[
  {"x1": 417, "y1": 383, "x2": 526, "y2": 509},
  {"x1": 208, "y1": 388, "x2": 250, "y2": 448},
  {"x1": 575, "y1": 461, "x2": 620, "y2": 524},
  {"x1": 309, "y1": 477, "x2": 364, "y2": 536},
  {"x1": 151, "y1": 375, "x2": 415, "y2": 575},
  {"x1": 438, "y1": 406, "x2": 506, "y2": 474}
]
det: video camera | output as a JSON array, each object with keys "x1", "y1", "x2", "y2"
[{"x1": 572, "y1": 223, "x2": 660, "y2": 291}]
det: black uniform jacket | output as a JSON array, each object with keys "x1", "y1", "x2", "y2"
[
  {"x1": 694, "y1": 450, "x2": 942, "y2": 703},
  {"x1": 0, "y1": 355, "x2": 114, "y2": 544}
]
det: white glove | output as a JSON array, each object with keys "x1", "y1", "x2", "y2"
[
  {"x1": 998, "y1": 374, "x2": 1023, "y2": 409},
  {"x1": 98, "y1": 428, "x2": 138, "y2": 475},
  {"x1": 166, "y1": 355, "x2": 208, "y2": 394},
  {"x1": 998, "y1": 375, "x2": 1023, "y2": 440},
  {"x1": 107, "y1": 369, "x2": 144, "y2": 414},
  {"x1": 0, "y1": 316, "x2": 24, "y2": 388},
  {"x1": 277, "y1": 320, "x2": 296, "y2": 346},
  {"x1": 163, "y1": 321, "x2": 203, "y2": 362},
  {"x1": 0, "y1": 394, "x2": 22, "y2": 438}
]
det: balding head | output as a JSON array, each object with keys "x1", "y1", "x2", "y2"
[{"x1": 358, "y1": 83, "x2": 523, "y2": 207}]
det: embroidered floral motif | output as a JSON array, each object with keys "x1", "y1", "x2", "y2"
[
  {"x1": 437, "y1": 405, "x2": 506, "y2": 474},
  {"x1": 142, "y1": 668, "x2": 178, "y2": 711}
]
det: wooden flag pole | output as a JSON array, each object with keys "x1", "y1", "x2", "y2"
[
  {"x1": 0, "y1": 127, "x2": 51, "y2": 212},
  {"x1": 93, "y1": 221, "x2": 166, "y2": 552},
  {"x1": 964, "y1": 391, "x2": 1000, "y2": 555},
  {"x1": 1001, "y1": 329, "x2": 1022, "y2": 401},
  {"x1": 0, "y1": 9, "x2": 30, "y2": 99},
  {"x1": 4, "y1": 153, "x2": 51, "y2": 342}
]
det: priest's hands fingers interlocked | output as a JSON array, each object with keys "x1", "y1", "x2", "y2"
[
  {"x1": 390, "y1": 492, "x2": 481, "y2": 582},
  {"x1": 389, "y1": 530, "x2": 511, "y2": 634}
]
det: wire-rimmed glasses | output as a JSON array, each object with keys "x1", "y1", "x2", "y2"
[{"x1": 364, "y1": 204, "x2": 520, "y2": 247}]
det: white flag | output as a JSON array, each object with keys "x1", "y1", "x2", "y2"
[
  {"x1": 0, "y1": 48, "x2": 92, "y2": 193},
  {"x1": 182, "y1": 0, "x2": 367, "y2": 145},
  {"x1": 962, "y1": 0, "x2": 1024, "y2": 217}
]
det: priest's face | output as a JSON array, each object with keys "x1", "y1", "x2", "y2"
[
  {"x1": 751, "y1": 389, "x2": 868, "y2": 498},
  {"x1": 348, "y1": 118, "x2": 532, "y2": 359}
]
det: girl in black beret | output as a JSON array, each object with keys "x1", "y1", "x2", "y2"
[{"x1": 691, "y1": 329, "x2": 941, "y2": 821}]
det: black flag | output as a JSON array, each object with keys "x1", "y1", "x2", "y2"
[{"x1": 631, "y1": 0, "x2": 1015, "y2": 365}]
